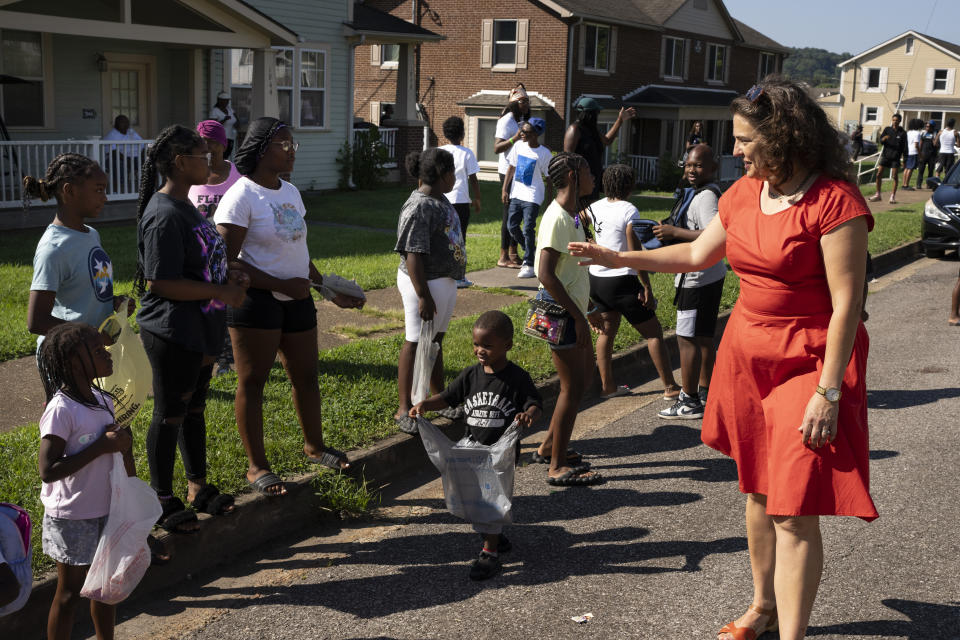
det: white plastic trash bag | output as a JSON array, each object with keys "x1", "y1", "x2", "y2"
[
  {"x1": 411, "y1": 320, "x2": 439, "y2": 405},
  {"x1": 417, "y1": 417, "x2": 519, "y2": 528},
  {"x1": 81, "y1": 454, "x2": 163, "y2": 604}
]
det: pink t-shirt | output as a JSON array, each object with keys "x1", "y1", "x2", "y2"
[
  {"x1": 188, "y1": 161, "x2": 242, "y2": 219},
  {"x1": 39, "y1": 390, "x2": 115, "y2": 519}
]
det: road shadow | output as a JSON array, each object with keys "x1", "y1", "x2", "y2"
[
  {"x1": 598, "y1": 457, "x2": 739, "y2": 483},
  {"x1": 867, "y1": 388, "x2": 960, "y2": 409},
  {"x1": 807, "y1": 598, "x2": 960, "y2": 638},
  {"x1": 573, "y1": 424, "x2": 706, "y2": 460},
  {"x1": 869, "y1": 449, "x2": 899, "y2": 460}
]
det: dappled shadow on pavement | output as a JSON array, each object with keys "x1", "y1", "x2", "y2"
[
  {"x1": 572, "y1": 423, "x2": 706, "y2": 459},
  {"x1": 808, "y1": 599, "x2": 960, "y2": 639},
  {"x1": 867, "y1": 387, "x2": 960, "y2": 409}
]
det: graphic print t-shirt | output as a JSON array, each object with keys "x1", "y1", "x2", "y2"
[
  {"x1": 441, "y1": 362, "x2": 542, "y2": 445},
  {"x1": 31, "y1": 225, "x2": 114, "y2": 346},
  {"x1": 395, "y1": 190, "x2": 466, "y2": 281},
  {"x1": 589, "y1": 198, "x2": 642, "y2": 278},
  {"x1": 138, "y1": 192, "x2": 228, "y2": 354},
  {"x1": 188, "y1": 162, "x2": 242, "y2": 218},
  {"x1": 215, "y1": 177, "x2": 310, "y2": 300},
  {"x1": 507, "y1": 141, "x2": 552, "y2": 204}
]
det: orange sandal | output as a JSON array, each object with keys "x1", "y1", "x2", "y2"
[{"x1": 717, "y1": 604, "x2": 778, "y2": 640}]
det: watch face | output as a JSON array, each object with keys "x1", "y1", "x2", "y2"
[{"x1": 826, "y1": 388, "x2": 841, "y2": 402}]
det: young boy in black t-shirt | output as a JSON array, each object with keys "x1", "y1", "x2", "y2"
[{"x1": 410, "y1": 310, "x2": 542, "y2": 580}]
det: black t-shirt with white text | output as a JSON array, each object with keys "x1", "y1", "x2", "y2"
[{"x1": 441, "y1": 362, "x2": 542, "y2": 445}]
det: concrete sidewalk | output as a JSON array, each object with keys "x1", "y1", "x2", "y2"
[{"x1": 68, "y1": 253, "x2": 960, "y2": 640}]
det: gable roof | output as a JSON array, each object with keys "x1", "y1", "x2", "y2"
[
  {"x1": 838, "y1": 30, "x2": 960, "y2": 66},
  {"x1": 345, "y1": 3, "x2": 443, "y2": 41},
  {"x1": 731, "y1": 18, "x2": 787, "y2": 52}
]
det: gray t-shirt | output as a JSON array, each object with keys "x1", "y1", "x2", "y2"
[
  {"x1": 676, "y1": 185, "x2": 726, "y2": 289},
  {"x1": 395, "y1": 190, "x2": 466, "y2": 281}
]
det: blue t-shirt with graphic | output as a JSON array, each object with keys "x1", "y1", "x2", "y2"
[{"x1": 31, "y1": 224, "x2": 115, "y2": 346}]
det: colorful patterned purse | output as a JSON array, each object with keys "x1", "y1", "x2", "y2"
[{"x1": 523, "y1": 298, "x2": 569, "y2": 345}]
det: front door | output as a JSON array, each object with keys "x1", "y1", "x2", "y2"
[{"x1": 102, "y1": 61, "x2": 152, "y2": 138}]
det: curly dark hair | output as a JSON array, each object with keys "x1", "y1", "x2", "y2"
[
  {"x1": 405, "y1": 147, "x2": 455, "y2": 185},
  {"x1": 442, "y1": 116, "x2": 465, "y2": 143},
  {"x1": 730, "y1": 76, "x2": 852, "y2": 183},
  {"x1": 134, "y1": 124, "x2": 203, "y2": 296},
  {"x1": 22, "y1": 153, "x2": 102, "y2": 209},
  {"x1": 602, "y1": 164, "x2": 636, "y2": 200},
  {"x1": 547, "y1": 152, "x2": 594, "y2": 239}
]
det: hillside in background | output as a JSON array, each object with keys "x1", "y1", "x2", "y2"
[{"x1": 783, "y1": 47, "x2": 850, "y2": 87}]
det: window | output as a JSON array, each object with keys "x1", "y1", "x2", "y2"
[
  {"x1": 663, "y1": 36, "x2": 685, "y2": 79},
  {"x1": 905, "y1": 37, "x2": 914, "y2": 54},
  {"x1": 493, "y1": 20, "x2": 517, "y2": 66},
  {"x1": 381, "y1": 44, "x2": 399, "y2": 67},
  {"x1": 299, "y1": 49, "x2": 325, "y2": 128},
  {"x1": 0, "y1": 30, "x2": 47, "y2": 127},
  {"x1": 584, "y1": 24, "x2": 610, "y2": 71},
  {"x1": 476, "y1": 118, "x2": 499, "y2": 163},
  {"x1": 231, "y1": 48, "x2": 254, "y2": 126},
  {"x1": 706, "y1": 43, "x2": 727, "y2": 82},
  {"x1": 275, "y1": 48, "x2": 294, "y2": 125},
  {"x1": 864, "y1": 106, "x2": 879, "y2": 123},
  {"x1": 758, "y1": 52, "x2": 776, "y2": 80},
  {"x1": 933, "y1": 69, "x2": 948, "y2": 92},
  {"x1": 866, "y1": 68, "x2": 881, "y2": 90},
  {"x1": 110, "y1": 70, "x2": 141, "y2": 126}
]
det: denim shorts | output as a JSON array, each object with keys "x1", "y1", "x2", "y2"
[
  {"x1": 535, "y1": 289, "x2": 578, "y2": 350},
  {"x1": 42, "y1": 514, "x2": 107, "y2": 566}
]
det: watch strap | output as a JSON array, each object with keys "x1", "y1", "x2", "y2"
[{"x1": 816, "y1": 385, "x2": 841, "y2": 402}]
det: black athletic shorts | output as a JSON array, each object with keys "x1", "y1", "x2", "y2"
[
  {"x1": 589, "y1": 274, "x2": 656, "y2": 325},
  {"x1": 675, "y1": 278, "x2": 724, "y2": 338},
  {"x1": 226, "y1": 287, "x2": 317, "y2": 333},
  {"x1": 877, "y1": 156, "x2": 900, "y2": 168}
]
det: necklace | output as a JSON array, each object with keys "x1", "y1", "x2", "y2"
[{"x1": 768, "y1": 172, "x2": 816, "y2": 201}]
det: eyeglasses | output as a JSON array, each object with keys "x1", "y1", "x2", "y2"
[
  {"x1": 270, "y1": 140, "x2": 299, "y2": 152},
  {"x1": 179, "y1": 153, "x2": 212, "y2": 165},
  {"x1": 746, "y1": 84, "x2": 764, "y2": 103}
]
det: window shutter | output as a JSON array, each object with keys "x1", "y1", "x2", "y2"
[
  {"x1": 609, "y1": 27, "x2": 617, "y2": 73},
  {"x1": 370, "y1": 45, "x2": 381, "y2": 66},
  {"x1": 947, "y1": 68, "x2": 956, "y2": 94},
  {"x1": 877, "y1": 106, "x2": 883, "y2": 123},
  {"x1": 925, "y1": 68, "x2": 935, "y2": 93},
  {"x1": 683, "y1": 39, "x2": 690, "y2": 80},
  {"x1": 724, "y1": 46, "x2": 729, "y2": 83},
  {"x1": 481, "y1": 19, "x2": 493, "y2": 68},
  {"x1": 370, "y1": 102, "x2": 380, "y2": 125},
  {"x1": 517, "y1": 19, "x2": 529, "y2": 69},
  {"x1": 660, "y1": 36, "x2": 666, "y2": 77},
  {"x1": 704, "y1": 45, "x2": 710, "y2": 81},
  {"x1": 578, "y1": 24, "x2": 586, "y2": 70},
  {"x1": 859, "y1": 69, "x2": 867, "y2": 92},
  {"x1": 879, "y1": 68, "x2": 888, "y2": 92}
]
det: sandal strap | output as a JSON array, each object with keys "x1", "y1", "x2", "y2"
[{"x1": 747, "y1": 604, "x2": 776, "y2": 617}]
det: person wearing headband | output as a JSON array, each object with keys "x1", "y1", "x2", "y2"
[
  {"x1": 493, "y1": 83, "x2": 531, "y2": 268},
  {"x1": 564, "y1": 97, "x2": 635, "y2": 200},
  {"x1": 210, "y1": 91, "x2": 237, "y2": 158}
]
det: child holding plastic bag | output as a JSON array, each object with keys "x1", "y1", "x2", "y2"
[
  {"x1": 410, "y1": 311, "x2": 541, "y2": 580},
  {"x1": 36, "y1": 322, "x2": 135, "y2": 639}
]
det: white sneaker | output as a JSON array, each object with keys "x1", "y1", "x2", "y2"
[{"x1": 517, "y1": 265, "x2": 536, "y2": 278}]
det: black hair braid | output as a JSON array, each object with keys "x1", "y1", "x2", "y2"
[
  {"x1": 22, "y1": 153, "x2": 100, "y2": 209},
  {"x1": 133, "y1": 124, "x2": 202, "y2": 296},
  {"x1": 547, "y1": 152, "x2": 593, "y2": 240},
  {"x1": 234, "y1": 117, "x2": 285, "y2": 176},
  {"x1": 38, "y1": 322, "x2": 115, "y2": 416},
  {"x1": 602, "y1": 164, "x2": 636, "y2": 201}
]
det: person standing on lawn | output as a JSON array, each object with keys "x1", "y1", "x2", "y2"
[
  {"x1": 935, "y1": 118, "x2": 957, "y2": 178},
  {"x1": 530, "y1": 152, "x2": 603, "y2": 487},
  {"x1": 916, "y1": 120, "x2": 939, "y2": 189},
  {"x1": 215, "y1": 117, "x2": 363, "y2": 497},
  {"x1": 564, "y1": 97, "x2": 635, "y2": 201},
  {"x1": 393, "y1": 148, "x2": 467, "y2": 433},
  {"x1": 587, "y1": 163, "x2": 680, "y2": 401},
  {"x1": 135, "y1": 124, "x2": 250, "y2": 530},
  {"x1": 494, "y1": 84, "x2": 530, "y2": 268},
  {"x1": 440, "y1": 116, "x2": 481, "y2": 288},
  {"x1": 653, "y1": 145, "x2": 726, "y2": 419},
  {"x1": 870, "y1": 112, "x2": 906, "y2": 204},
  {"x1": 902, "y1": 118, "x2": 922, "y2": 191},
  {"x1": 24, "y1": 154, "x2": 134, "y2": 346},
  {"x1": 502, "y1": 118, "x2": 552, "y2": 279},
  {"x1": 410, "y1": 310, "x2": 542, "y2": 581}
]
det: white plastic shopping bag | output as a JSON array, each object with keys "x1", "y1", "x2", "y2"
[
  {"x1": 411, "y1": 320, "x2": 439, "y2": 405},
  {"x1": 81, "y1": 454, "x2": 163, "y2": 604},
  {"x1": 417, "y1": 417, "x2": 519, "y2": 527}
]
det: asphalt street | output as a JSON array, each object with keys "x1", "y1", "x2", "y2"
[{"x1": 91, "y1": 255, "x2": 960, "y2": 640}]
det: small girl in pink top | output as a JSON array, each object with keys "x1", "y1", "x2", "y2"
[
  {"x1": 189, "y1": 120, "x2": 242, "y2": 373},
  {"x1": 188, "y1": 120, "x2": 241, "y2": 219}
]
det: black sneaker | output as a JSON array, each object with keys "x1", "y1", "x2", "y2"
[
  {"x1": 478, "y1": 534, "x2": 512, "y2": 553},
  {"x1": 658, "y1": 391, "x2": 704, "y2": 420},
  {"x1": 698, "y1": 385, "x2": 708, "y2": 405},
  {"x1": 469, "y1": 550, "x2": 501, "y2": 581}
]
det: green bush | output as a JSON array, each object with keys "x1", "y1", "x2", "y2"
[
  {"x1": 656, "y1": 152, "x2": 684, "y2": 191},
  {"x1": 336, "y1": 125, "x2": 389, "y2": 190}
]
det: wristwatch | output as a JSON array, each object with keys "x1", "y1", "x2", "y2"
[{"x1": 816, "y1": 385, "x2": 841, "y2": 403}]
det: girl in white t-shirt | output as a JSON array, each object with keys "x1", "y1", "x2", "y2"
[
  {"x1": 936, "y1": 118, "x2": 957, "y2": 177},
  {"x1": 37, "y1": 322, "x2": 135, "y2": 640},
  {"x1": 588, "y1": 165, "x2": 681, "y2": 401}
]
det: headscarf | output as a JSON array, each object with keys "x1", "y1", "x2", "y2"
[
  {"x1": 196, "y1": 120, "x2": 227, "y2": 148},
  {"x1": 508, "y1": 84, "x2": 528, "y2": 103},
  {"x1": 234, "y1": 116, "x2": 286, "y2": 176}
]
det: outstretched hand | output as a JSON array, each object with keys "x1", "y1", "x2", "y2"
[{"x1": 568, "y1": 241, "x2": 619, "y2": 268}]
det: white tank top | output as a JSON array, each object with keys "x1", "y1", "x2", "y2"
[{"x1": 940, "y1": 129, "x2": 957, "y2": 154}]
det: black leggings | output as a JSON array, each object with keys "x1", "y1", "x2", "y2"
[
  {"x1": 498, "y1": 173, "x2": 513, "y2": 252},
  {"x1": 917, "y1": 155, "x2": 937, "y2": 188},
  {"x1": 453, "y1": 202, "x2": 470, "y2": 238},
  {"x1": 141, "y1": 329, "x2": 213, "y2": 495}
]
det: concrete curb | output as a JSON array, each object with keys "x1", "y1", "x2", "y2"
[{"x1": 7, "y1": 240, "x2": 923, "y2": 636}]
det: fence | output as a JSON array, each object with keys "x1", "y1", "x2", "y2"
[
  {"x1": 626, "y1": 154, "x2": 743, "y2": 187},
  {"x1": 0, "y1": 138, "x2": 154, "y2": 208},
  {"x1": 352, "y1": 127, "x2": 398, "y2": 168}
]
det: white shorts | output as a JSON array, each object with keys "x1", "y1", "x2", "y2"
[{"x1": 397, "y1": 270, "x2": 457, "y2": 342}]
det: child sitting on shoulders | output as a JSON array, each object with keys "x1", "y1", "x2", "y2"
[{"x1": 411, "y1": 310, "x2": 542, "y2": 581}]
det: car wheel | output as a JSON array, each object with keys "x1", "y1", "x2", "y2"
[{"x1": 924, "y1": 246, "x2": 945, "y2": 259}]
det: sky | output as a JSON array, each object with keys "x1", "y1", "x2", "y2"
[{"x1": 724, "y1": 0, "x2": 960, "y2": 55}]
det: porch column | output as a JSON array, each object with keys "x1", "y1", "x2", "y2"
[
  {"x1": 251, "y1": 48, "x2": 279, "y2": 119},
  {"x1": 394, "y1": 43, "x2": 417, "y2": 121}
]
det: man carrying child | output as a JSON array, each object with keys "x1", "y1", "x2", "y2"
[{"x1": 411, "y1": 310, "x2": 542, "y2": 580}]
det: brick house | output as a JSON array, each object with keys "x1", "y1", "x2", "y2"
[{"x1": 353, "y1": 0, "x2": 787, "y2": 183}]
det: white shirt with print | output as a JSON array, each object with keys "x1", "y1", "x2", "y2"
[
  {"x1": 507, "y1": 141, "x2": 552, "y2": 205},
  {"x1": 589, "y1": 198, "x2": 642, "y2": 278}
]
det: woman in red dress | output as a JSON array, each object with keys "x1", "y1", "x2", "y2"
[{"x1": 569, "y1": 78, "x2": 878, "y2": 640}]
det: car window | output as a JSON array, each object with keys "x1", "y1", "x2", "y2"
[{"x1": 946, "y1": 161, "x2": 960, "y2": 186}]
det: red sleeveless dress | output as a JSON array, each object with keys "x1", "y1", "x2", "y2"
[{"x1": 701, "y1": 175, "x2": 879, "y2": 521}]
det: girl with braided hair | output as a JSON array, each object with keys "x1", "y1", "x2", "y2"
[
  {"x1": 136, "y1": 124, "x2": 249, "y2": 532},
  {"x1": 36, "y1": 322, "x2": 133, "y2": 640},
  {"x1": 529, "y1": 152, "x2": 603, "y2": 486},
  {"x1": 215, "y1": 117, "x2": 363, "y2": 496},
  {"x1": 26, "y1": 154, "x2": 134, "y2": 346}
]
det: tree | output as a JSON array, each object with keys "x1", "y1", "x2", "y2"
[{"x1": 782, "y1": 47, "x2": 851, "y2": 87}]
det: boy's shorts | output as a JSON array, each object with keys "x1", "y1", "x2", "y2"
[
  {"x1": 589, "y1": 273, "x2": 657, "y2": 325},
  {"x1": 42, "y1": 514, "x2": 107, "y2": 566},
  {"x1": 675, "y1": 278, "x2": 724, "y2": 338},
  {"x1": 905, "y1": 155, "x2": 918, "y2": 170}
]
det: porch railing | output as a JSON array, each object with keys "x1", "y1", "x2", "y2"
[
  {"x1": 719, "y1": 155, "x2": 744, "y2": 183},
  {"x1": 352, "y1": 127, "x2": 398, "y2": 168},
  {"x1": 1, "y1": 138, "x2": 154, "y2": 208},
  {"x1": 626, "y1": 155, "x2": 659, "y2": 185}
]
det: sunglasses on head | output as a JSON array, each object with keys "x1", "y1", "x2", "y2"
[{"x1": 746, "y1": 85, "x2": 764, "y2": 103}]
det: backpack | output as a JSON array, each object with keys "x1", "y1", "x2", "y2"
[
  {"x1": 660, "y1": 183, "x2": 722, "y2": 244},
  {"x1": 0, "y1": 503, "x2": 32, "y2": 617}
]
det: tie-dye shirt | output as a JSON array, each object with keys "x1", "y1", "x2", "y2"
[
  {"x1": 137, "y1": 192, "x2": 228, "y2": 355},
  {"x1": 395, "y1": 190, "x2": 466, "y2": 281}
]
